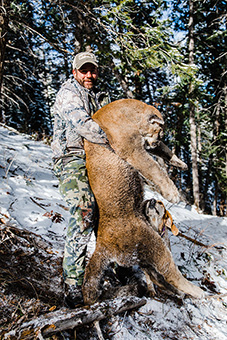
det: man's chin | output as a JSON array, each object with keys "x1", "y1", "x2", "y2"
[{"x1": 84, "y1": 82, "x2": 94, "y2": 89}]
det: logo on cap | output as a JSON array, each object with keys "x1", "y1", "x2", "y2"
[{"x1": 73, "y1": 52, "x2": 98, "y2": 70}]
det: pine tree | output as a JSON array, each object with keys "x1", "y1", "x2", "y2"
[
  {"x1": 171, "y1": 0, "x2": 227, "y2": 214},
  {"x1": 188, "y1": 0, "x2": 200, "y2": 209}
]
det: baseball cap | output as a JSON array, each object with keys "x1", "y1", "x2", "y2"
[{"x1": 72, "y1": 52, "x2": 98, "y2": 70}]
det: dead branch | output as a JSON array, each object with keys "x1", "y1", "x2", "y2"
[
  {"x1": 204, "y1": 292, "x2": 227, "y2": 300},
  {"x1": 177, "y1": 232, "x2": 209, "y2": 248},
  {"x1": 93, "y1": 321, "x2": 105, "y2": 340},
  {"x1": 5, "y1": 296, "x2": 146, "y2": 339},
  {"x1": 29, "y1": 196, "x2": 50, "y2": 210}
]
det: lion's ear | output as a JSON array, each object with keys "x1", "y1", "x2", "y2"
[
  {"x1": 170, "y1": 223, "x2": 179, "y2": 236},
  {"x1": 165, "y1": 210, "x2": 179, "y2": 236}
]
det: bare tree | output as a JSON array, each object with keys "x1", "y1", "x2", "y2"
[
  {"x1": 0, "y1": 0, "x2": 10, "y2": 122},
  {"x1": 188, "y1": 0, "x2": 200, "y2": 209}
]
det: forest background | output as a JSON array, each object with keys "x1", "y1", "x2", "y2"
[{"x1": 0, "y1": 0, "x2": 226, "y2": 216}]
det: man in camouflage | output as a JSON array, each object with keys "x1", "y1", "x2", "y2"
[{"x1": 51, "y1": 52, "x2": 110, "y2": 307}]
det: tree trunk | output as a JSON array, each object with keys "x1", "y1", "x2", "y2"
[
  {"x1": 0, "y1": 0, "x2": 10, "y2": 122},
  {"x1": 110, "y1": 60, "x2": 134, "y2": 99},
  {"x1": 188, "y1": 0, "x2": 200, "y2": 209},
  {"x1": 224, "y1": 37, "x2": 227, "y2": 216},
  {"x1": 225, "y1": 82, "x2": 227, "y2": 181},
  {"x1": 213, "y1": 180, "x2": 218, "y2": 216}
]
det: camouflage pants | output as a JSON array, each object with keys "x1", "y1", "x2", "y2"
[{"x1": 53, "y1": 155, "x2": 96, "y2": 287}]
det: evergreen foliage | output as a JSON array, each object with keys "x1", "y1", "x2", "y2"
[
  {"x1": 0, "y1": 0, "x2": 226, "y2": 215},
  {"x1": 171, "y1": 0, "x2": 227, "y2": 214}
]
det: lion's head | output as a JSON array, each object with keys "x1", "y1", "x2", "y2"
[
  {"x1": 93, "y1": 99, "x2": 165, "y2": 154},
  {"x1": 91, "y1": 99, "x2": 186, "y2": 203}
]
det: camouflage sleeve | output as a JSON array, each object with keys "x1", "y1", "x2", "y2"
[{"x1": 62, "y1": 88, "x2": 108, "y2": 144}]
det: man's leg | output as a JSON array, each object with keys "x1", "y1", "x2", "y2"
[{"x1": 54, "y1": 157, "x2": 96, "y2": 289}]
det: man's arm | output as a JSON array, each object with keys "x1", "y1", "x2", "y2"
[{"x1": 62, "y1": 88, "x2": 108, "y2": 144}]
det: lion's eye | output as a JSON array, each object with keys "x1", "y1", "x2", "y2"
[
  {"x1": 149, "y1": 115, "x2": 163, "y2": 125},
  {"x1": 149, "y1": 114, "x2": 157, "y2": 121}
]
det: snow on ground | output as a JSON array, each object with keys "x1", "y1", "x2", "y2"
[
  {"x1": 0, "y1": 124, "x2": 69, "y2": 254},
  {"x1": 0, "y1": 124, "x2": 227, "y2": 339}
]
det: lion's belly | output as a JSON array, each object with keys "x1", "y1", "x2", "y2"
[{"x1": 85, "y1": 142, "x2": 144, "y2": 216}]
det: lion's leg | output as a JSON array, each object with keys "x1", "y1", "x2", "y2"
[
  {"x1": 142, "y1": 264, "x2": 184, "y2": 298},
  {"x1": 82, "y1": 244, "x2": 111, "y2": 305},
  {"x1": 138, "y1": 226, "x2": 205, "y2": 299},
  {"x1": 126, "y1": 150, "x2": 180, "y2": 203},
  {"x1": 142, "y1": 250, "x2": 204, "y2": 299},
  {"x1": 149, "y1": 141, "x2": 188, "y2": 170},
  {"x1": 163, "y1": 259, "x2": 205, "y2": 298},
  {"x1": 143, "y1": 271, "x2": 156, "y2": 297}
]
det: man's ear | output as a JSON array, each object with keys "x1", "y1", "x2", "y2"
[{"x1": 73, "y1": 69, "x2": 77, "y2": 77}]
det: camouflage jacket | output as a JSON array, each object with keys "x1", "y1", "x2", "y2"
[{"x1": 51, "y1": 77, "x2": 110, "y2": 161}]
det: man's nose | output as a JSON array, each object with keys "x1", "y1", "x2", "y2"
[{"x1": 85, "y1": 71, "x2": 92, "y2": 77}]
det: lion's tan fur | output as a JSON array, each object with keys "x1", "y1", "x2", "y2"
[{"x1": 82, "y1": 99, "x2": 204, "y2": 305}]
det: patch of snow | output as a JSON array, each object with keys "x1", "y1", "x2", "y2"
[{"x1": 0, "y1": 124, "x2": 226, "y2": 339}]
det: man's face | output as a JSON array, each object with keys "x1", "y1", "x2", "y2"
[{"x1": 73, "y1": 63, "x2": 98, "y2": 89}]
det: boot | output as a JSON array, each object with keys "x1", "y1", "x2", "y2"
[{"x1": 64, "y1": 283, "x2": 84, "y2": 308}]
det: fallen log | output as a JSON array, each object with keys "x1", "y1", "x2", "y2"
[
  {"x1": 0, "y1": 225, "x2": 148, "y2": 339},
  {"x1": 5, "y1": 296, "x2": 146, "y2": 339},
  {"x1": 0, "y1": 225, "x2": 64, "y2": 304}
]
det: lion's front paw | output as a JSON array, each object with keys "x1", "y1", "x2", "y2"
[
  {"x1": 170, "y1": 154, "x2": 188, "y2": 170},
  {"x1": 163, "y1": 189, "x2": 180, "y2": 204},
  {"x1": 188, "y1": 285, "x2": 206, "y2": 299}
]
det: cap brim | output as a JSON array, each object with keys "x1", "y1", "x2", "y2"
[{"x1": 75, "y1": 60, "x2": 98, "y2": 70}]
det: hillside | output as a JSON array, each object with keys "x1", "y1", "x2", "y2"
[{"x1": 0, "y1": 124, "x2": 226, "y2": 340}]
